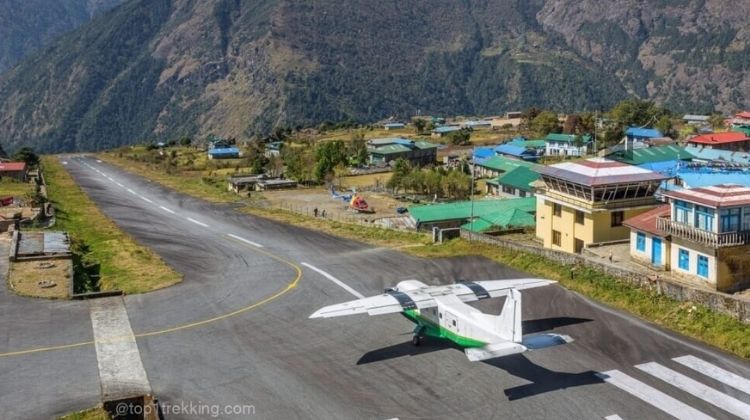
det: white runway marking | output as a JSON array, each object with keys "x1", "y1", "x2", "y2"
[
  {"x1": 126, "y1": 188, "x2": 136, "y2": 195},
  {"x1": 115, "y1": 182, "x2": 124, "y2": 187},
  {"x1": 186, "y1": 217, "x2": 209, "y2": 228},
  {"x1": 139, "y1": 196, "x2": 153, "y2": 204},
  {"x1": 637, "y1": 362, "x2": 750, "y2": 420},
  {"x1": 90, "y1": 297, "x2": 151, "y2": 401},
  {"x1": 605, "y1": 415, "x2": 623, "y2": 420},
  {"x1": 595, "y1": 370, "x2": 713, "y2": 420},
  {"x1": 301, "y1": 263, "x2": 364, "y2": 298},
  {"x1": 226, "y1": 233, "x2": 263, "y2": 248},
  {"x1": 673, "y1": 355, "x2": 750, "y2": 395},
  {"x1": 159, "y1": 206, "x2": 176, "y2": 214}
]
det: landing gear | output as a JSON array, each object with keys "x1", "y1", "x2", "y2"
[{"x1": 412, "y1": 325, "x2": 425, "y2": 346}]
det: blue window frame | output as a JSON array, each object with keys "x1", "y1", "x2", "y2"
[
  {"x1": 636, "y1": 232, "x2": 646, "y2": 252},
  {"x1": 720, "y1": 208, "x2": 741, "y2": 232},
  {"x1": 697, "y1": 255, "x2": 709, "y2": 278},
  {"x1": 674, "y1": 201, "x2": 692, "y2": 224},
  {"x1": 695, "y1": 206, "x2": 714, "y2": 231},
  {"x1": 678, "y1": 249, "x2": 690, "y2": 271}
]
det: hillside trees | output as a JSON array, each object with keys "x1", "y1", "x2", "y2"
[
  {"x1": 314, "y1": 140, "x2": 348, "y2": 182},
  {"x1": 531, "y1": 111, "x2": 561, "y2": 136},
  {"x1": 386, "y1": 159, "x2": 471, "y2": 200}
]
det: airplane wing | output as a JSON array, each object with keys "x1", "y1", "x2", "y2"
[
  {"x1": 309, "y1": 291, "x2": 436, "y2": 318},
  {"x1": 309, "y1": 278, "x2": 555, "y2": 319}
]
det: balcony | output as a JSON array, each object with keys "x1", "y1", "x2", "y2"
[{"x1": 656, "y1": 217, "x2": 750, "y2": 248}]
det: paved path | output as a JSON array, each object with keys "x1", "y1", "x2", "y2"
[{"x1": 0, "y1": 155, "x2": 749, "y2": 419}]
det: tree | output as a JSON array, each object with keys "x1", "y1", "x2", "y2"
[
  {"x1": 531, "y1": 111, "x2": 561, "y2": 136},
  {"x1": 608, "y1": 99, "x2": 670, "y2": 128},
  {"x1": 0, "y1": 142, "x2": 7, "y2": 159},
  {"x1": 179, "y1": 137, "x2": 192, "y2": 146},
  {"x1": 387, "y1": 158, "x2": 412, "y2": 192},
  {"x1": 314, "y1": 141, "x2": 348, "y2": 182},
  {"x1": 655, "y1": 115, "x2": 674, "y2": 138},
  {"x1": 349, "y1": 134, "x2": 369, "y2": 166},
  {"x1": 414, "y1": 119, "x2": 426, "y2": 134},
  {"x1": 12, "y1": 147, "x2": 39, "y2": 166},
  {"x1": 562, "y1": 115, "x2": 580, "y2": 134},
  {"x1": 708, "y1": 114, "x2": 726, "y2": 129},
  {"x1": 449, "y1": 128, "x2": 472, "y2": 145}
]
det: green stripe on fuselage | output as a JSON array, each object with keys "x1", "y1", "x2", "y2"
[{"x1": 403, "y1": 309, "x2": 487, "y2": 348}]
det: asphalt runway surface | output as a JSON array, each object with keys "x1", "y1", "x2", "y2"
[{"x1": 1, "y1": 155, "x2": 749, "y2": 419}]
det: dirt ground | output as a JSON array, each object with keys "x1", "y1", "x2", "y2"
[
  {"x1": 9, "y1": 259, "x2": 73, "y2": 299},
  {"x1": 261, "y1": 186, "x2": 407, "y2": 223}
]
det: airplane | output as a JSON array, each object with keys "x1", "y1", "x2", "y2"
[{"x1": 310, "y1": 278, "x2": 572, "y2": 361}]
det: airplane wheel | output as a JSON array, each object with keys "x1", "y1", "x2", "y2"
[{"x1": 412, "y1": 335, "x2": 421, "y2": 346}]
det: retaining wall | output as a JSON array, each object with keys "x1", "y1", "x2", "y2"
[{"x1": 460, "y1": 229, "x2": 750, "y2": 324}]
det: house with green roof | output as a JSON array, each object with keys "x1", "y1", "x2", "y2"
[
  {"x1": 544, "y1": 133, "x2": 592, "y2": 157},
  {"x1": 461, "y1": 207, "x2": 537, "y2": 233},
  {"x1": 486, "y1": 166, "x2": 541, "y2": 198},
  {"x1": 367, "y1": 138, "x2": 437, "y2": 166},
  {"x1": 606, "y1": 145, "x2": 693, "y2": 166},
  {"x1": 408, "y1": 197, "x2": 536, "y2": 232},
  {"x1": 474, "y1": 155, "x2": 538, "y2": 178}
]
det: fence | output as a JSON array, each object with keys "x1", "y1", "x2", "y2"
[{"x1": 461, "y1": 229, "x2": 750, "y2": 324}]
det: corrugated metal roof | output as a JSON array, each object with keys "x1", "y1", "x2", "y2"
[
  {"x1": 683, "y1": 115, "x2": 710, "y2": 121},
  {"x1": 625, "y1": 127, "x2": 663, "y2": 138},
  {"x1": 0, "y1": 162, "x2": 26, "y2": 171},
  {"x1": 607, "y1": 145, "x2": 693, "y2": 165},
  {"x1": 410, "y1": 197, "x2": 536, "y2": 223},
  {"x1": 508, "y1": 139, "x2": 546, "y2": 149},
  {"x1": 688, "y1": 132, "x2": 750, "y2": 145},
  {"x1": 676, "y1": 170, "x2": 750, "y2": 189},
  {"x1": 370, "y1": 144, "x2": 412, "y2": 154},
  {"x1": 208, "y1": 147, "x2": 240, "y2": 155},
  {"x1": 685, "y1": 146, "x2": 750, "y2": 163},
  {"x1": 539, "y1": 158, "x2": 668, "y2": 186},
  {"x1": 476, "y1": 155, "x2": 538, "y2": 172},
  {"x1": 461, "y1": 207, "x2": 536, "y2": 232},
  {"x1": 432, "y1": 126, "x2": 461, "y2": 134},
  {"x1": 495, "y1": 144, "x2": 529, "y2": 157},
  {"x1": 545, "y1": 133, "x2": 592, "y2": 143},
  {"x1": 623, "y1": 205, "x2": 671, "y2": 235},
  {"x1": 496, "y1": 166, "x2": 541, "y2": 192}
]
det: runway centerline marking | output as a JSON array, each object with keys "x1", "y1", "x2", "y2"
[
  {"x1": 140, "y1": 196, "x2": 153, "y2": 204},
  {"x1": 126, "y1": 188, "x2": 136, "y2": 195},
  {"x1": 301, "y1": 263, "x2": 364, "y2": 298},
  {"x1": 159, "y1": 206, "x2": 176, "y2": 214},
  {"x1": 673, "y1": 355, "x2": 750, "y2": 395},
  {"x1": 595, "y1": 370, "x2": 713, "y2": 420},
  {"x1": 636, "y1": 362, "x2": 750, "y2": 419},
  {"x1": 604, "y1": 416, "x2": 623, "y2": 420},
  {"x1": 186, "y1": 217, "x2": 209, "y2": 228},
  {"x1": 226, "y1": 233, "x2": 263, "y2": 248}
]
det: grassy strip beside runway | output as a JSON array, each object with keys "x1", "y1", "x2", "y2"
[{"x1": 43, "y1": 156, "x2": 181, "y2": 294}]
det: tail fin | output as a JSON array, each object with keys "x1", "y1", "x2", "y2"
[{"x1": 495, "y1": 288, "x2": 522, "y2": 343}]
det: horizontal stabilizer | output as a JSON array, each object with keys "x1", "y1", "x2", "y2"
[
  {"x1": 521, "y1": 333, "x2": 574, "y2": 350},
  {"x1": 464, "y1": 342, "x2": 527, "y2": 362}
]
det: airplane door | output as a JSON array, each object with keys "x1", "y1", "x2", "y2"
[{"x1": 445, "y1": 312, "x2": 459, "y2": 334}]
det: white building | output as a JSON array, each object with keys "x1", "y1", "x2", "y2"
[{"x1": 544, "y1": 133, "x2": 592, "y2": 157}]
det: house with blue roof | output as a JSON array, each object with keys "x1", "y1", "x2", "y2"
[
  {"x1": 431, "y1": 125, "x2": 461, "y2": 137},
  {"x1": 384, "y1": 122, "x2": 406, "y2": 130},
  {"x1": 472, "y1": 147, "x2": 496, "y2": 162},
  {"x1": 494, "y1": 143, "x2": 540, "y2": 161},
  {"x1": 625, "y1": 127, "x2": 663, "y2": 149},
  {"x1": 208, "y1": 147, "x2": 241, "y2": 159}
]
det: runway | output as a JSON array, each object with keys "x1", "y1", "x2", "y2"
[{"x1": 1, "y1": 155, "x2": 749, "y2": 419}]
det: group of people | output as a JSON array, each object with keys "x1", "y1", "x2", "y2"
[{"x1": 313, "y1": 208, "x2": 327, "y2": 218}]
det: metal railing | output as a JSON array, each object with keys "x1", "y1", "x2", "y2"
[{"x1": 656, "y1": 217, "x2": 750, "y2": 248}]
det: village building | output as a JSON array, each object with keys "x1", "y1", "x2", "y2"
[
  {"x1": 687, "y1": 132, "x2": 750, "y2": 152},
  {"x1": 626, "y1": 184, "x2": 750, "y2": 292},
  {"x1": 544, "y1": 133, "x2": 592, "y2": 157},
  {"x1": 535, "y1": 158, "x2": 668, "y2": 254},
  {"x1": 485, "y1": 166, "x2": 540, "y2": 198},
  {"x1": 367, "y1": 138, "x2": 437, "y2": 166},
  {"x1": 0, "y1": 162, "x2": 27, "y2": 181}
]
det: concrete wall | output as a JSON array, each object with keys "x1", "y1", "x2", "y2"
[{"x1": 461, "y1": 229, "x2": 750, "y2": 324}]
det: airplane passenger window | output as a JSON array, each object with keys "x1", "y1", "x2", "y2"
[
  {"x1": 452, "y1": 320, "x2": 456, "y2": 326},
  {"x1": 439, "y1": 312, "x2": 442, "y2": 319}
]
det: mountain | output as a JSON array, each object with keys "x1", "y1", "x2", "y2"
[
  {"x1": 1, "y1": 0, "x2": 748, "y2": 153},
  {"x1": 0, "y1": 0, "x2": 124, "y2": 74}
]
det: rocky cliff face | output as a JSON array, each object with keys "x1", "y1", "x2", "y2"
[
  {"x1": 0, "y1": 0, "x2": 747, "y2": 153},
  {"x1": 0, "y1": 0, "x2": 123, "y2": 73}
]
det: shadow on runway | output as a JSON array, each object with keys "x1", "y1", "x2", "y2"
[
  {"x1": 522, "y1": 316, "x2": 592, "y2": 334},
  {"x1": 357, "y1": 339, "x2": 461, "y2": 365},
  {"x1": 484, "y1": 354, "x2": 603, "y2": 400},
  {"x1": 357, "y1": 316, "x2": 601, "y2": 399}
]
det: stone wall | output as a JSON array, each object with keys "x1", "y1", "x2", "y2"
[{"x1": 460, "y1": 229, "x2": 750, "y2": 324}]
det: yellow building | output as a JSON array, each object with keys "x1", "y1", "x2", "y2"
[{"x1": 535, "y1": 158, "x2": 668, "y2": 253}]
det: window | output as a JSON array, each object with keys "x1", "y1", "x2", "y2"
[
  {"x1": 519, "y1": 191, "x2": 526, "y2": 198},
  {"x1": 678, "y1": 249, "x2": 690, "y2": 270},
  {"x1": 720, "y1": 208, "x2": 741, "y2": 232},
  {"x1": 636, "y1": 232, "x2": 646, "y2": 252},
  {"x1": 697, "y1": 255, "x2": 709, "y2": 278},
  {"x1": 675, "y1": 200, "x2": 692, "y2": 224},
  {"x1": 452, "y1": 320, "x2": 456, "y2": 327},
  {"x1": 552, "y1": 230, "x2": 562, "y2": 246},
  {"x1": 611, "y1": 211, "x2": 624, "y2": 227},
  {"x1": 575, "y1": 210, "x2": 585, "y2": 225},
  {"x1": 502, "y1": 185, "x2": 514, "y2": 194},
  {"x1": 696, "y1": 206, "x2": 714, "y2": 231},
  {"x1": 553, "y1": 203, "x2": 562, "y2": 217}
]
